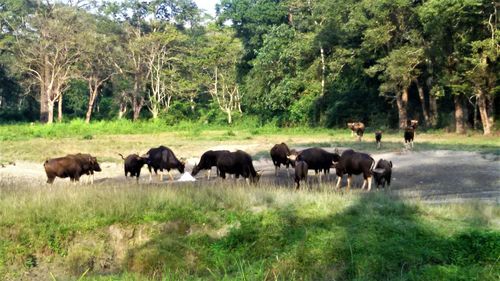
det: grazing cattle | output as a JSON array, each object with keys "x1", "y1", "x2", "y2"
[
  {"x1": 191, "y1": 150, "x2": 229, "y2": 179},
  {"x1": 293, "y1": 147, "x2": 340, "y2": 183},
  {"x1": 142, "y1": 146, "x2": 185, "y2": 181},
  {"x1": 372, "y1": 159, "x2": 392, "y2": 188},
  {"x1": 333, "y1": 149, "x2": 375, "y2": 191},
  {"x1": 119, "y1": 153, "x2": 146, "y2": 181},
  {"x1": 294, "y1": 160, "x2": 308, "y2": 189},
  {"x1": 44, "y1": 154, "x2": 101, "y2": 184},
  {"x1": 404, "y1": 126, "x2": 415, "y2": 149},
  {"x1": 375, "y1": 131, "x2": 382, "y2": 149},
  {"x1": 270, "y1": 143, "x2": 296, "y2": 176},
  {"x1": 216, "y1": 150, "x2": 262, "y2": 184},
  {"x1": 66, "y1": 153, "x2": 102, "y2": 184},
  {"x1": 347, "y1": 122, "x2": 365, "y2": 141}
]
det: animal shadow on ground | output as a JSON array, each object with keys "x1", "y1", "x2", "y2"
[{"x1": 118, "y1": 193, "x2": 499, "y2": 280}]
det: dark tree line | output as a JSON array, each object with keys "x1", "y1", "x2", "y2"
[{"x1": 0, "y1": 0, "x2": 498, "y2": 134}]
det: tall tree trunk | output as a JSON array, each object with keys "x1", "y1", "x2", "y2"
[
  {"x1": 132, "y1": 97, "x2": 143, "y2": 121},
  {"x1": 40, "y1": 55, "x2": 49, "y2": 123},
  {"x1": 85, "y1": 88, "x2": 98, "y2": 124},
  {"x1": 227, "y1": 109, "x2": 232, "y2": 124},
  {"x1": 40, "y1": 86, "x2": 48, "y2": 123},
  {"x1": 477, "y1": 89, "x2": 493, "y2": 135},
  {"x1": 454, "y1": 94, "x2": 466, "y2": 134},
  {"x1": 396, "y1": 88, "x2": 409, "y2": 129},
  {"x1": 57, "y1": 95, "x2": 63, "y2": 123},
  {"x1": 47, "y1": 101, "x2": 54, "y2": 124},
  {"x1": 429, "y1": 94, "x2": 438, "y2": 127},
  {"x1": 415, "y1": 80, "x2": 429, "y2": 127},
  {"x1": 118, "y1": 102, "x2": 127, "y2": 119},
  {"x1": 320, "y1": 45, "x2": 325, "y2": 97}
]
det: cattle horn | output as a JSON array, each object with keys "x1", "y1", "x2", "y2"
[
  {"x1": 118, "y1": 153, "x2": 126, "y2": 160},
  {"x1": 372, "y1": 168, "x2": 385, "y2": 174},
  {"x1": 334, "y1": 147, "x2": 339, "y2": 154}
]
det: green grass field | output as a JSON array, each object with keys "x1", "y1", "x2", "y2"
[
  {"x1": 0, "y1": 182, "x2": 498, "y2": 280},
  {"x1": 0, "y1": 120, "x2": 499, "y2": 163}
]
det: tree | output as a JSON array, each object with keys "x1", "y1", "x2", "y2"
[
  {"x1": 143, "y1": 25, "x2": 187, "y2": 119},
  {"x1": 10, "y1": 3, "x2": 84, "y2": 123},
  {"x1": 78, "y1": 16, "x2": 119, "y2": 123},
  {"x1": 202, "y1": 27, "x2": 244, "y2": 124}
]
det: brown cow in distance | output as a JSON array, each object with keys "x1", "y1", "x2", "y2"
[{"x1": 347, "y1": 122, "x2": 365, "y2": 141}]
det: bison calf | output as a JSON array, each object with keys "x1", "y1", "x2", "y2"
[
  {"x1": 119, "y1": 153, "x2": 146, "y2": 182},
  {"x1": 372, "y1": 159, "x2": 392, "y2": 188},
  {"x1": 294, "y1": 161, "x2": 308, "y2": 189},
  {"x1": 375, "y1": 131, "x2": 382, "y2": 149},
  {"x1": 404, "y1": 126, "x2": 415, "y2": 149}
]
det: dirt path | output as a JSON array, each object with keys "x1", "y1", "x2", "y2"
[{"x1": 1, "y1": 150, "x2": 498, "y2": 203}]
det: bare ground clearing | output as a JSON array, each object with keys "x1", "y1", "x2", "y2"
[{"x1": 1, "y1": 148, "x2": 498, "y2": 203}]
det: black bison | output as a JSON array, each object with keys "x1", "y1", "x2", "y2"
[
  {"x1": 142, "y1": 146, "x2": 185, "y2": 181},
  {"x1": 333, "y1": 149, "x2": 375, "y2": 191},
  {"x1": 216, "y1": 150, "x2": 261, "y2": 184},
  {"x1": 375, "y1": 131, "x2": 382, "y2": 149},
  {"x1": 292, "y1": 147, "x2": 340, "y2": 183},
  {"x1": 119, "y1": 153, "x2": 146, "y2": 181},
  {"x1": 347, "y1": 122, "x2": 365, "y2": 141},
  {"x1": 270, "y1": 143, "x2": 297, "y2": 176},
  {"x1": 191, "y1": 150, "x2": 229, "y2": 179},
  {"x1": 372, "y1": 159, "x2": 392, "y2": 188},
  {"x1": 44, "y1": 154, "x2": 101, "y2": 184},
  {"x1": 294, "y1": 160, "x2": 308, "y2": 189}
]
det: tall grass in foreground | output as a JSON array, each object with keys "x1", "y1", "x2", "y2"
[{"x1": 0, "y1": 181, "x2": 498, "y2": 280}]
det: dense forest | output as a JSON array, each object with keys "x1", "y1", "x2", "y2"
[{"x1": 0, "y1": 0, "x2": 498, "y2": 134}]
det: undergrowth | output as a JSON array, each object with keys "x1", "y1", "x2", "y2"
[{"x1": 0, "y1": 182, "x2": 498, "y2": 280}]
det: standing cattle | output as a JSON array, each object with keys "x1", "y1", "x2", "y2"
[
  {"x1": 119, "y1": 153, "x2": 146, "y2": 181},
  {"x1": 333, "y1": 149, "x2": 375, "y2": 191},
  {"x1": 142, "y1": 146, "x2": 185, "y2": 182},
  {"x1": 191, "y1": 150, "x2": 229, "y2": 179},
  {"x1": 372, "y1": 159, "x2": 392, "y2": 188},
  {"x1": 347, "y1": 122, "x2": 365, "y2": 141},
  {"x1": 293, "y1": 147, "x2": 340, "y2": 183},
  {"x1": 44, "y1": 154, "x2": 101, "y2": 184},
  {"x1": 216, "y1": 150, "x2": 262, "y2": 184},
  {"x1": 270, "y1": 143, "x2": 296, "y2": 176},
  {"x1": 294, "y1": 160, "x2": 308, "y2": 189},
  {"x1": 66, "y1": 153, "x2": 102, "y2": 184},
  {"x1": 404, "y1": 126, "x2": 415, "y2": 149},
  {"x1": 375, "y1": 131, "x2": 382, "y2": 149}
]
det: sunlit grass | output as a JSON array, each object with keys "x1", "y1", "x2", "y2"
[{"x1": 0, "y1": 181, "x2": 498, "y2": 280}]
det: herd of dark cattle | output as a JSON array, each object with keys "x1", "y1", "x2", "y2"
[{"x1": 43, "y1": 121, "x2": 420, "y2": 189}]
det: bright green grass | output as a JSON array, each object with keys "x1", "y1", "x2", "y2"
[{"x1": 0, "y1": 182, "x2": 498, "y2": 280}]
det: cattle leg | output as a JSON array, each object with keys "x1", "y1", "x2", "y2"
[
  {"x1": 347, "y1": 175, "x2": 352, "y2": 192},
  {"x1": 91, "y1": 173, "x2": 94, "y2": 185},
  {"x1": 149, "y1": 172, "x2": 153, "y2": 182},
  {"x1": 335, "y1": 176, "x2": 342, "y2": 190},
  {"x1": 274, "y1": 166, "x2": 278, "y2": 176},
  {"x1": 367, "y1": 176, "x2": 372, "y2": 191},
  {"x1": 206, "y1": 169, "x2": 211, "y2": 180},
  {"x1": 168, "y1": 171, "x2": 174, "y2": 181},
  {"x1": 361, "y1": 178, "x2": 367, "y2": 190}
]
